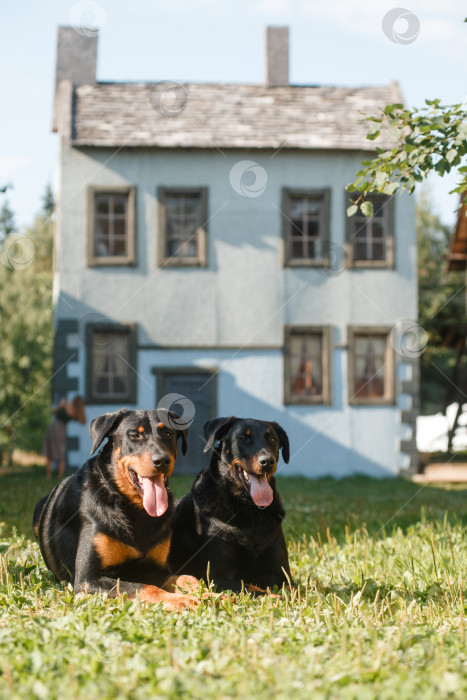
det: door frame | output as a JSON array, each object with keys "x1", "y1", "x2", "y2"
[{"x1": 151, "y1": 366, "x2": 218, "y2": 422}]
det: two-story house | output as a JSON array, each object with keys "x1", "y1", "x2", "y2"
[{"x1": 51, "y1": 25, "x2": 418, "y2": 476}]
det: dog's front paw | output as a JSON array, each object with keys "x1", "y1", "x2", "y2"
[
  {"x1": 162, "y1": 593, "x2": 199, "y2": 611},
  {"x1": 173, "y1": 575, "x2": 201, "y2": 593}
]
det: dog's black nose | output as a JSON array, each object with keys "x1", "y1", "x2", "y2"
[
  {"x1": 152, "y1": 454, "x2": 171, "y2": 469},
  {"x1": 258, "y1": 454, "x2": 275, "y2": 469}
]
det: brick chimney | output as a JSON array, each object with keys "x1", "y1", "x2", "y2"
[
  {"x1": 53, "y1": 26, "x2": 98, "y2": 132},
  {"x1": 265, "y1": 26, "x2": 289, "y2": 88}
]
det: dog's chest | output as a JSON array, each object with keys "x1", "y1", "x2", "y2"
[
  {"x1": 93, "y1": 532, "x2": 171, "y2": 570},
  {"x1": 200, "y1": 508, "x2": 280, "y2": 552}
]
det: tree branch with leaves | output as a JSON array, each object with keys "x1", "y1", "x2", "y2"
[{"x1": 347, "y1": 100, "x2": 467, "y2": 216}]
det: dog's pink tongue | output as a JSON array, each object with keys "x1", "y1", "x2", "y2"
[
  {"x1": 141, "y1": 475, "x2": 168, "y2": 517},
  {"x1": 249, "y1": 474, "x2": 273, "y2": 507}
]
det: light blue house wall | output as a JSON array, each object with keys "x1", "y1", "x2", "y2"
[{"x1": 55, "y1": 146, "x2": 417, "y2": 476}]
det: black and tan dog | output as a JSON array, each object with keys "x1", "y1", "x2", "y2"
[
  {"x1": 168, "y1": 416, "x2": 293, "y2": 593},
  {"x1": 33, "y1": 408, "x2": 200, "y2": 611}
]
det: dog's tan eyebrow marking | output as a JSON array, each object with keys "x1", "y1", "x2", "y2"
[
  {"x1": 246, "y1": 429, "x2": 250, "y2": 435},
  {"x1": 138, "y1": 426, "x2": 144, "y2": 433},
  {"x1": 157, "y1": 422, "x2": 165, "y2": 429}
]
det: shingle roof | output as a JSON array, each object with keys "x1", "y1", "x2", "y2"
[{"x1": 64, "y1": 81, "x2": 402, "y2": 151}]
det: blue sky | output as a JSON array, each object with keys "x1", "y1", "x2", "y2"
[{"x1": 1, "y1": 0, "x2": 465, "y2": 228}]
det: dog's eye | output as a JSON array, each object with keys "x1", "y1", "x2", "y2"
[
  {"x1": 163, "y1": 431, "x2": 172, "y2": 439},
  {"x1": 240, "y1": 434, "x2": 249, "y2": 442},
  {"x1": 269, "y1": 436, "x2": 276, "y2": 443},
  {"x1": 129, "y1": 431, "x2": 142, "y2": 439}
]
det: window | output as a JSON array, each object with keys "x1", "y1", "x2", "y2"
[
  {"x1": 152, "y1": 367, "x2": 217, "y2": 474},
  {"x1": 282, "y1": 189, "x2": 330, "y2": 266},
  {"x1": 87, "y1": 187, "x2": 136, "y2": 266},
  {"x1": 348, "y1": 327, "x2": 394, "y2": 405},
  {"x1": 346, "y1": 194, "x2": 394, "y2": 268},
  {"x1": 284, "y1": 326, "x2": 332, "y2": 405},
  {"x1": 158, "y1": 188, "x2": 208, "y2": 267},
  {"x1": 86, "y1": 325, "x2": 137, "y2": 404}
]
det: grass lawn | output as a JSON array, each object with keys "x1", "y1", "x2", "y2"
[{"x1": 2, "y1": 467, "x2": 467, "y2": 699}]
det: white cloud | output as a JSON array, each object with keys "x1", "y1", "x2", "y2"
[{"x1": 0, "y1": 156, "x2": 29, "y2": 181}]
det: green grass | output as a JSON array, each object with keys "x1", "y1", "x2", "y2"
[{"x1": 2, "y1": 468, "x2": 467, "y2": 699}]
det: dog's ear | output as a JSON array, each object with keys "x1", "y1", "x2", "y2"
[
  {"x1": 270, "y1": 421, "x2": 290, "y2": 464},
  {"x1": 177, "y1": 427, "x2": 188, "y2": 455},
  {"x1": 170, "y1": 412, "x2": 188, "y2": 456},
  {"x1": 203, "y1": 416, "x2": 237, "y2": 453},
  {"x1": 89, "y1": 408, "x2": 128, "y2": 454},
  {"x1": 157, "y1": 408, "x2": 189, "y2": 456}
]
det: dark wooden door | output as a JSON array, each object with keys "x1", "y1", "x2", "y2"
[{"x1": 157, "y1": 371, "x2": 216, "y2": 474}]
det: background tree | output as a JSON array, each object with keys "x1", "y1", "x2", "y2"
[
  {"x1": 42, "y1": 183, "x2": 54, "y2": 218},
  {"x1": 0, "y1": 200, "x2": 16, "y2": 240},
  {"x1": 346, "y1": 22, "x2": 467, "y2": 451},
  {"x1": 417, "y1": 191, "x2": 466, "y2": 426},
  {"x1": 0, "y1": 188, "x2": 54, "y2": 465}
]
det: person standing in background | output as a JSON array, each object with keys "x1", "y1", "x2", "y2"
[{"x1": 42, "y1": 396, "x2": 86, "y2": 479}]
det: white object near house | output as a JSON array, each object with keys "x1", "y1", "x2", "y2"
[
  {"x1": 416, "y1": 404, "x2": 467, "y2": 453},
  {"x1": 51, "y1": 26, "x2": 418, "y2": 477}
]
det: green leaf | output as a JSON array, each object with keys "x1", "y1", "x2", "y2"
[
  {"x1": 383, "y1": 182, "x2": 400, "y2": 196},
  {"x1": 374, "y1": 172, "x2": 388, "y2": 188},
  {"x1": 366, "y1": 129, "x2": 380, "y2": 141},
  {"x1": 361, "y1": 201, "x2": 374, "y2": 218},
  {"x1": 446, "y1": 149, "x2": 458, "y2": 163},
  {"x1": 346, "y1": 205, "x2": 358, "y2": 217}
]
